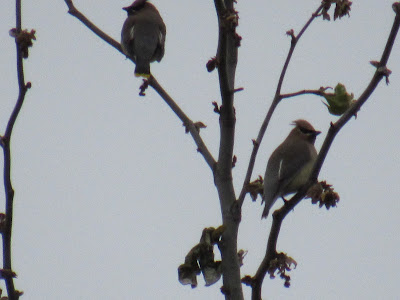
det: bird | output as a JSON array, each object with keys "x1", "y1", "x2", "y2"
[
  {"x1": 121, "y1": 0, "x2": 166, "y2": 78},
  {"x1": 262, "y1": 119, "x2": 321, "y2": 219}
]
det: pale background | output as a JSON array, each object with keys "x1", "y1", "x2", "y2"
[{"x1": 0, "y1": 1, "x2": 399, "y2": 299}]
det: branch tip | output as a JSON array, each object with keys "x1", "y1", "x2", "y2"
[
  {"x1": 393, "y1": 2, "x2": 400, "y2": 15},
  {"x1": 206, "y1": 56, "x2": 218, "y2": 72},
  {"x1": 212, "y1": 101, "x2": 221, "y2": 114},
  {"x1": 241, "y1": 275, "x2": 254, "y2": 287},
  {"x1": 232, "y1": 155, "x2": 237, "y2": 168},
  {"x1": 286, "y1": 29, "x2": 296, "y2": 40},
  {"x1": 232, "y1": 87, "x2": 244, "y2": 94}
]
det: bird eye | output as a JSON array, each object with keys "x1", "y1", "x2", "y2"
[{"x1": 299, "y1": 127, "x2": 315, "y2": 135}]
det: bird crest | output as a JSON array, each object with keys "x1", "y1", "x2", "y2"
[{"x1": 123, "y1": 0, "x2": 148, "y2": 12}]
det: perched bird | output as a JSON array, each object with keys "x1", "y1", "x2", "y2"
[
  {"x1": 262, "y1": 120, "x2": 321, "y2": 219},
  {"x1": 121, "y1": 0, "x2": 166, "y2": 78}
]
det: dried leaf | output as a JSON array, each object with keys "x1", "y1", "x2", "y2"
[
  {"x1": 334, "y1": 0, "x2": 352, "y2": 20},
  {"x1": 307, "y1": 181, "x2": 340, "y2": 209},
  {"x1": 247, "y1": 176, "x2": 264, "y2": 202},
  {"x1": 178, "y1": 263, "x2": 200, "y2": 288},
  {"x1": 9, "y1": 28, "x2": 36, "y2": 58},
  {"x1": 267, "y1": 252, "x2": 297, "y2": 288}
]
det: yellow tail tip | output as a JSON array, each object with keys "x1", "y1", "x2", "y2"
[{"x1": 135, "y1": 73, "x2": 151, "y2": 78}]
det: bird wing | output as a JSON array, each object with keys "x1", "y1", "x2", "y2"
[
  {"x1": 262, "y1": 140, "x2": 311, "y2": 218},
  {"x1": 262, "y1": 147, "x2": 284, "y2": 217},
  {"x1": 121, "y1": 17, "x2": 137, "y2": 61},
  {"x1": 278, "y1": 141, "x2": 311, "y2": 185},
  {"x1": 154, "y1": 24, "x2": 166, "y2": 62}
]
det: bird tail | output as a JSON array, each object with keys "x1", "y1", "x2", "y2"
[
  {"x1": 261, "y1": 194, "x2": 274, "y2": 219},
  {"x1": 134, "y1": 61, "x2": 151, "y2": 78},
  {"x1": 261, "y1": 205, "x2": 270, "y2": 219}
]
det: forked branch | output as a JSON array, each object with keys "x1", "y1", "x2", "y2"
[
  {"x1": 250, "y1": 3, "x2": 400, "y2": 299},
  {"x1": 237, "y1": 3, "x2": 325, "y2": 206}
]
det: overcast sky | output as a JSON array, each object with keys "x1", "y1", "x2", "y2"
[{"x1": 1, "y1": 0, "x2": 399, "y2": 299}]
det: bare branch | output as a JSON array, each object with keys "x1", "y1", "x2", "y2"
[
  {"x1": 0, "y1": 0, "x2": 32, "y2": 298},
  {"x1": 212, "y1": 0, "x2": 244, "y2": 299},
  {"x1": 63, "y1": 1, "x2": 217, "y2": 171},
  {"x1": 237, "y1": 3, "x2": 325, "y2": 207},
  {"x1": 280, "y1": 89, "x2": 326, "y2": 99},
  {"x1": 62, "y1": 1, "x2": 242, "y2": 296},
  {"x1": 214, "y1": 0, "x2": 238, "y2": 169},
  {"x1": 148, "y1": 77, "x2": 217, "y2": 170},
  {"x1": 311, "y1": 7, "x2": 400, "y2": 183},
  {"x1": 251, "y1": 4, "x2": 400, "y2": 298},
  {"x1": 64, "y1": 0, "x2": 122, "y2": 53}
]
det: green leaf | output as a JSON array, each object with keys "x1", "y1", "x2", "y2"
[{"x1": 322, "y1": 83, "x2": 355, "y2": 116}]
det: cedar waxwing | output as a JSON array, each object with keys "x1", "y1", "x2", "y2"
[
  {"x1": 262, "y1": 120, "x2": 321, "y2": 219},
  {"x1": 121, "y1": 0, "x2": 166, "y2": 78}
]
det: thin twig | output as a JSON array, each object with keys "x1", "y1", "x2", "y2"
[
  {"x1": 280, "y1": 89, "x2": 325, "y2": 99},
  {"x1": 237, "y1": 4, "x2": 325, "y2": 207},
  {"x1": 64, "y1": 0, "x2": 122, "y2": 53},
  {"x1": 251, "y1": 5, "x2": 400, "y2": 298}
]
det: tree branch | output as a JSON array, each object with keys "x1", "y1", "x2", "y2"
[
  {"x1": 149, "y1": 77, "x2": 217, "y2": 170},
  {"x1": 64, "y1": 0, "x2": 122, "y2": 53},
  {"x1": 280, "y1": 89, "x2": 325, "y2": 99},
  {"x1": 212, "y1": 0, "x2": 244, "y2": 299},
  {"x1": 0, "y1": 0, "x2": 31, "y2": 299},
  {"x1": 64, "y1": 1, "x2": 243, "y2": 297},
  {"x1": 251, "y1": 3, "x2": 400, "y2": 298},
  {"x1": 214, "y1": 0, "x2": 237, "y2": 170},
  {"x1": 237, "y1": 4, "x2": 325, "y2": 207},
  {"x1": 311, "y1": 3, "x2": 400, "y2": 182},
  {"x1": 63, "y1": 0, "x2": 217, "y2": 170}
]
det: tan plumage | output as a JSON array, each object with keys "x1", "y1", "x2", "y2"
[{"x1": 262, "y1": 120, "x2": 321, "y2": 219}]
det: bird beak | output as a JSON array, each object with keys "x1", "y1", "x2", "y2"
[
  {"x1": 122, "y1": 6, "x2": 130, "y2": 11},
  {"x1": 314, "y1": 131, "x2": 321, "y2": 136}
]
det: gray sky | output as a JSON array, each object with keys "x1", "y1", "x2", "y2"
[{"x1": 1, "y1": 0, "x2": 399, "y2": 299}]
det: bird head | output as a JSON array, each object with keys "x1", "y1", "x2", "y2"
[
  {"x1": 123, "y1": 0, "x2": 148, "y2": 14},
  {"x1": 291, "y1": 119, "x2": 321, "y2": 144}
]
